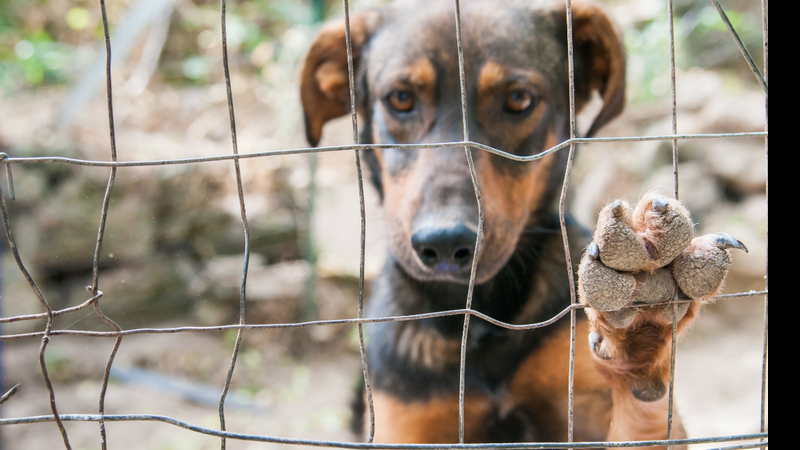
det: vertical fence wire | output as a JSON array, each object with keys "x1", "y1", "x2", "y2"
[
  {"x1": 217, "y1": 0, "x2": 253, "y2": 447},
  {"x1": 341, "y1": 0, "x2": 376, "y2": 442},
  {"x1": 3, "y1": 160, "x2": 14, "y2": 201},
  {"x1": 561, "y1": 0, "x2": 579, "y2": 446},
  {"x1": 0, "y1": 176, "x2": 69, "y2": 449},
  {"x1": 666, "y1": 0, "x2": 680, "y2": 446},
  {"x1": 0, "y1": 186, "x2": 71, "y2": 450},
  {"x1": 93, "y1": 1, "x2": 124, "y2": 448},
  {"x1": 759, "y1": 0, "x2": 768, "y2": 445},
  {"x1": 451, "y1": 0, "x2": 487, "y2": 443}
]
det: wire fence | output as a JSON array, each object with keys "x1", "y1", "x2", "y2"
[{"x1": 0, "y1": 0, "x2": 768, "y2": 449}]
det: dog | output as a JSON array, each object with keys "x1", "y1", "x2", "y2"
[{"x1": 299, "y1": 0, "x2": 746, "y2": 445}]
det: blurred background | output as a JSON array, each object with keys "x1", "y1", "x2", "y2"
[{"x1": 0, "y1": 0, "x2": 766, "y2": 448}]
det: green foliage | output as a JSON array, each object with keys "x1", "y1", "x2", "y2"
[
  {"x1": 0, "y1": 0, "x2": 84, "y2": 92},
  {"x1": 0, "y1": 0, "x2": 763, "y2": 95},
  {"x1": 625, "y1": 1, "x2": 764, "y2": 104},
  {"x1": 0, "y1": 0, "x2": 317, "y2": 91},
  {"x1": 158, "y1": 0, "x2": 317, "y2": 85},
  {"x1": 1, "y1": 30, "x2": 76, "y2": 90}
]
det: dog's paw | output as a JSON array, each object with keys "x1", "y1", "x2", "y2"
[{"x1": 577, "y1": 193, "x2": 747, "y2": 401}]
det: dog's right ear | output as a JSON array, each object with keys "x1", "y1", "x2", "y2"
[{"x1": 300, "y1": 11, "x2": 382, "y2": 147}]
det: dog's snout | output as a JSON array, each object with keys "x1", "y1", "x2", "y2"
[{"x1": 411, "y1": 222, "x2": 477, "y2": 273}]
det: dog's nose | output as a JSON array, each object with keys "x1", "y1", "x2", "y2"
[{"x1": 411, "y1": 223, "x2": 477, "y2": 273}]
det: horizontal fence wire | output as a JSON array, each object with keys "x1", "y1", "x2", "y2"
[
  {"x1": 0, "y1": 0, "x2": 768, "y2": 448},
  {"x1": 0, "y1": 291, "x2": 769, "y2": 340},
  {"x1": 0, "y1": 415, "x2": 771, "y2": 449},
  {"x1": 0, "y1": 132, "x2": 769, "y2": 168}
]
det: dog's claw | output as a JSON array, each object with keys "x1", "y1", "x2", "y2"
[
  {"x1": 588, "y1": 331, "x2": 611, "y2": 360},
  {"x1": 610, "y1": 199, "x2": 624, "y2": 217},
  {"x1": 714, "y1": 232, "x2": 748, "y2": 253},
  {"x1": 588, "y1": 331, "x2": 602, "y2": 352},
  {"x1": 651, "y1": 196, "x2": 669, "y2": 213},
  {"x1": 588, "y1": 331, "x2": 601, "y2": 346},
  {"x1": 587, "y1": 241, "x2": 599, "y2": 260}
]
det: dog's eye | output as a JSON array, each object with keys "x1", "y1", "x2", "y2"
[
  {"x1": 503, "y1": 89, "x2": 536, "y2": 114},
  {"x1": 386, "y1": 90, "x2": 415, "y2": 113}
]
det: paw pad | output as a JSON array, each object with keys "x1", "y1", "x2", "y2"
[{"x1": 579, "y1": 193, "x2": 747, "y2": 327}]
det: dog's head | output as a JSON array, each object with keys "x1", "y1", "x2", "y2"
[{"x1": 300, "y1": 0, "x2": 625, "y2": 285}]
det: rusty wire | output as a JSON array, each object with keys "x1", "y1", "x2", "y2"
[
  {"x1": 452, "y1": 0, "x2": 487, "y2": 443},
  {"x1": 561, "y1": 0, "x2": 579, "y2": 445},
  {"x1": 711, "y1": 0, "x2": 767, "y2": 93},
  {"x1": 0, "y1": 0, "x2": 768, "y2": 448},
  {"x1": 759, "y1": 0, "x2": 769, "y2": 445},
  {"x1": 0, "y1": 383, "x2": 21, "y2": 405},
  {"x1": 0, "y1": 413, "x2": 771, "y2": 448},
  {"x1": 342, "y1": 0, "x2": 376, "y2": 443},
  {"x1": 666, "y1": 0, "x2": 680, "y2": 447},
  {"x1": 0, "y1": 129, "x2": 71, "y2": 449},
  {"x1": 0, "y1": 131, "x2": 768, "y2": 170},
  {"x1": 0, "y1": 291, "x2": 770, "y2": 342},
  {"x1": 92, "y1": 2, "x2": 124, "y2": 449},
  {"x1": 217, "y1": 0, "x2": 252, "y2": 447}
]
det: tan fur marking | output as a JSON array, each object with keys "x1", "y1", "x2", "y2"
[
  {"x1": 371, "y1": 391, "x2": 492, "y2": 443},
  {"x1": 477, "y1": 141, "x2": 557, "y2": 228},
  {"x1": 511, "y1": 320, "x2": 607, "y2": 403},
  {"x1": 407, "y1": 58, "x2": 436, "y2": 87},
  {"x1": 475, "y1": 63, "x2": 550, "y2": 149},
  {"x1": 382, "y1": 150, "x2": 427, "y2": 273},
  {"x1": 606, "y1": 388, "x2": 686, "y2": 450},
  {"x1": 478, "y1": 61, "x2": 507, "y2": 92},
  {"x1": 509, "y1": 320, "x2": 611, "y2": 441},
  {"x1": 469, "y1": 132, "x2": 560, "y2": 280}
]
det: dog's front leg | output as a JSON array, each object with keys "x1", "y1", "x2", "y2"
[{"x1": 577, "y1": 192, "x2": 747, "y2": 449}]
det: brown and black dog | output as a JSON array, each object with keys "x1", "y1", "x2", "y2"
[{"x1": 299, "y1": 0, "x2": 746, "y2": 446}]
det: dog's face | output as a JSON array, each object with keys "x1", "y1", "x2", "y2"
[{"x1": 301, "y1": 0, "x2": 625, "y2": 285}]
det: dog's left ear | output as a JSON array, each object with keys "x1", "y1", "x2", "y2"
[
  {"x1": 554, "y1": 3, "x2": 626, "y2": 137},
  {"x1": 300, "y1": 11, "x2": 383, "y2": 147}
]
